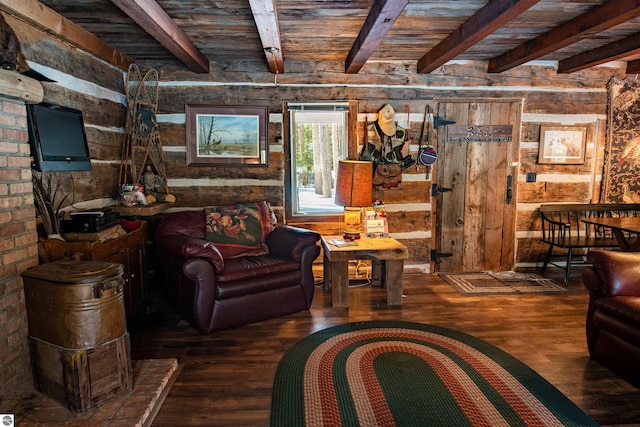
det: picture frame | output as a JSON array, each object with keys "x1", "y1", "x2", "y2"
[
  {"x1": 186, "y1": 105, "x2": 268, "y2": 166},
  {"x1": 538, "y1": 125, "x2": 587, "y2": 165}
]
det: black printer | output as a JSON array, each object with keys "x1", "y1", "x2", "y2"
[{"x1": 60, "y1": 208, "x2": 120, "y2": 233}]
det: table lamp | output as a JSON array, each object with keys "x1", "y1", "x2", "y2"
[{"x1": 335, "y1": 160, "x2": 373, "y2": 240}]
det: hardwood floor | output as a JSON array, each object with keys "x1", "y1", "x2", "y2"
[{"x1": 129, "y1": 270, "x2": 640, "y2": 427}]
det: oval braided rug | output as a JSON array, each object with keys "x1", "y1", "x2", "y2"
[{"x1": 270, "y1": 321, "x2": 598, "y2": 427}]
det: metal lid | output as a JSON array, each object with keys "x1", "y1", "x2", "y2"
[{"x1": 21, "y1": 260, "x2": 124, "y2": 284}]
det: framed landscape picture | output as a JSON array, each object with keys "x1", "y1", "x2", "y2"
[
  {"x1": 538, "y1": 125, "x2": 587, "y2": 164},
  {"x1": 186, "y1": 105, "x2": 268, "y2": 166}
]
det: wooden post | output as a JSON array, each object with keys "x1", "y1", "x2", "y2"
[{"x1": 0, "y1": 68, "x2": 43, "y2": 103}]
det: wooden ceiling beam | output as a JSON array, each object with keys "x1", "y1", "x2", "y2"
[
  {"x1": 110, "y1": 0, "x2": 210, "y2": 74},
  {"x1": 248, "y1": 0, "x2": 284, "y2": 74},
  {"x1": 628, "y1": 59, "x2": 640, "y2": 74},
  {"x1": 0, "y1": 0, "x2": 133, "y2": 71},
  {"x1": 417, "y1": 0, "x2": 539, "y2": 74},
  {"x1": 345, "y1": 0, "x2": 409, "y2": 74},
  {"x1": 558, "y1": 33, "x2": 640, "y2": 73},
  {"x1": 488, "y1": 0, "x2": 640, "y2": 73}
]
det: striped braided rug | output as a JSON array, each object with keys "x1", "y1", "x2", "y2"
[{"x1": 270, "y1": 321, "x2": 597, "y2": 427}]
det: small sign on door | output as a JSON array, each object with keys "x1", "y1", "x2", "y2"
[{"x1": 447, "y1": 125, "x2": 512, "y2": 142}]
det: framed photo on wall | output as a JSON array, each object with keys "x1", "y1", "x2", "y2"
[
  {"x1": 538, "y1": 125, "x2": 587, "y2": 164},
  {"x1": 186, "y1": 105, "x2": 268, "y2": 166}
]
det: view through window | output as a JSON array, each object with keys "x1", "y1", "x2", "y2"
[{"x1": 289, "y1": 103, "x2": 349, "y2": 216}]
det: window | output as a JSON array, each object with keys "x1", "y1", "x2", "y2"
[{"x1": 287, "y1": 103, "x2": 349, "y2": 217}]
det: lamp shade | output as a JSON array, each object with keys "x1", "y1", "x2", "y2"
[{"x1": 335, "y1": 160, "x2": 373, "y2": 207}]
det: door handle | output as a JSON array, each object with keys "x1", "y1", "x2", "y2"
[{"x1": 505, "y1": 175, "x2": 513, "y2": 204}]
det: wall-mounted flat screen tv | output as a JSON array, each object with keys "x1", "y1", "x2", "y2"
[{"x1": 27, "y1": 102, "x2": 92, "y2": 172}]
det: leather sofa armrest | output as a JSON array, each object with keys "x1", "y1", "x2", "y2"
[
  {"x1": 266, "y1": 225, "x2": 320, "y2": 262},
  {"x1": 181, "y1": 258, "x2": 217, "y2": 333},
  {"x1": 587, "y1": 249, "x2": 640, "y2": 297},
  {"x1": 582, "y1": 266, "x2": 604, "y2": 298},
  {"x1": 157, "y1": 234, "x2": 225, "y2": 273}
]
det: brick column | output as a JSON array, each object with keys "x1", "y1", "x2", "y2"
[{"x1": 0, "y1": 98, "x2": 39, "y2": 398}]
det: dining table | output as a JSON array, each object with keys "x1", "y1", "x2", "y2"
[{"x1": 581, "y1": 216, "x2": 640, "y2": 251}]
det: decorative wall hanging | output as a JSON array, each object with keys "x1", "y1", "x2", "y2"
[
  {"x1": 537, "y1": 125, "x2": 587, "y2": 165},
  {"x1": 186, "y1": 105, "x2": 268, "y2": 166},
  {"x1": 601, "y1": 77, "x2": 640, "y2": 203},
  {"x1": 118, "y1": 64, "x2": 174, "y2": 203}
]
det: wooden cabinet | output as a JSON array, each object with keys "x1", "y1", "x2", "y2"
[{"x1": 40, "y1": 222, "x2": 148, "y2": 325}]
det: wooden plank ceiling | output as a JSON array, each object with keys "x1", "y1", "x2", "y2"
[{"x1": 7, "y1": 0, "x2": 640, "y2": 74}]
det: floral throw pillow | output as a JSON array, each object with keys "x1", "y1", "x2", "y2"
[{"x1": 204, "y1": 201, "x2": 276, "y2": 258}]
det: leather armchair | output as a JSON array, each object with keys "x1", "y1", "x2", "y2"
[
  {"x1": 155, "y1": 210, "x2": 321, "y2": 333},
  {"x1": 582, "y1": 249, "x2": 640, "y2": 385}
]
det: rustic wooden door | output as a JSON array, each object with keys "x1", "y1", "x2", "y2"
[{"x1": 432, "y1": 99, "x2": 521, "y2": 273}]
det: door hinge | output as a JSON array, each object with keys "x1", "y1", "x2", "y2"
[
  {"x1": 431, "y1": 183, "x2": 453, "y2": 196},
  {"x1": 433, "y1": 116, "x2": 456, "y2": 128},
  {"x1": 431, "y1": 249, "x2": 453, "y2": 260}
]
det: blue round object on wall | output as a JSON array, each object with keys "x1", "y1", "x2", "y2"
[{"x1": 419, "y1": 147, "x2": 438, "y2": 165}]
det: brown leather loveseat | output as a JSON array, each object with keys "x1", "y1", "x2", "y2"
[
  {"x1": 155, "y1": 205, "x2": 321, "y2": 333},
  {"x1": 582, "y1": 249, "x2": 640, "y2": 385}
]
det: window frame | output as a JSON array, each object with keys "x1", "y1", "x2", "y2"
[{"x1": 284, "y1": 100, "x2": 358, "y2": 223}]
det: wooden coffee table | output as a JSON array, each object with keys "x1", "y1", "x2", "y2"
[{"x1": 320, "y1": 236, "x2": 408, "y2": 308}]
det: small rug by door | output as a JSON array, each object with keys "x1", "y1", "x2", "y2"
[
  {"x1": 271, "y1": 321, "x2": 597, "y2": 427},
  {"x1": 439, "y1": 271, "x2": 572, "y2": 295}
]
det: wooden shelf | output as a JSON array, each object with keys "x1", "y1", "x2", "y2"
[{"x1": 111, "y1": 202, "x2": 171, "y2": 217}]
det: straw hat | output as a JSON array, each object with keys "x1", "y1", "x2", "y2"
[{"x1": 377, "y1": 104, "x2": 396, "y2": 136}]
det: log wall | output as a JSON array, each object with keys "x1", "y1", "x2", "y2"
[
  {"x1": 8, "y1": 14, "x2": 127, "y2": 209},
  {"x1": 147, "y1": 59, "x2": 625, "y2": 271},
  {"x1": 9, "y1": 12, "x2": 631, "y2": 273}
]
